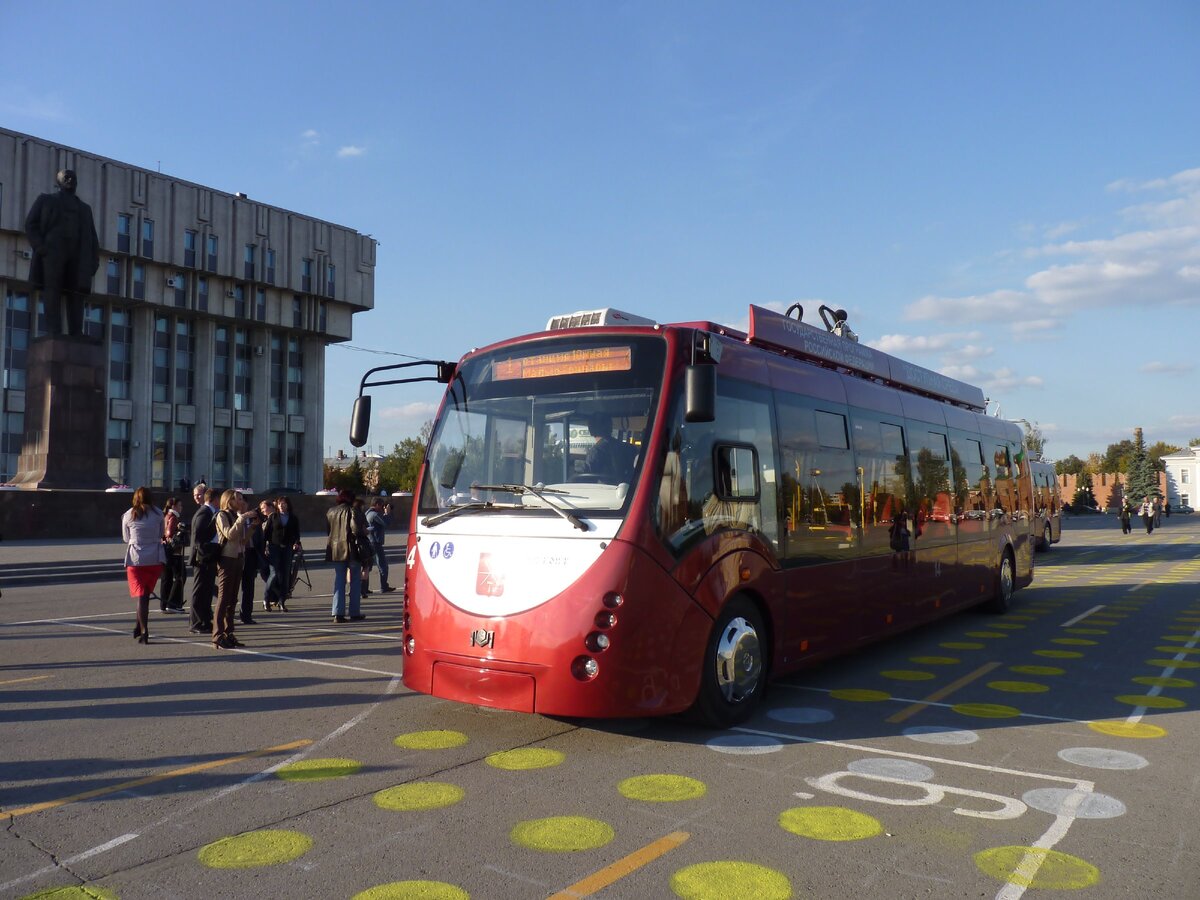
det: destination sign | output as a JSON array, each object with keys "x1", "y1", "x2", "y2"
[{"x1": 492, "y1": 346, "x2": 632, "y2": 381}]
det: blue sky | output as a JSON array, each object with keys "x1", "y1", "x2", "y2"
[{"x1": 5, "y1": 2, "x2": 1198, "y2": 462}]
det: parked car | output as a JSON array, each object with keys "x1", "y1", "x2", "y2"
[{"x1": 1176, "y1": 504, "x2": 1194, "y2": 514}]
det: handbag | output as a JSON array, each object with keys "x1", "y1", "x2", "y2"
[{"x1": 355, "y1": 533, "x2": 376, "y2": 567}]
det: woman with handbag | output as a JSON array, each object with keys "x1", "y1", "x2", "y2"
[{"x1": 121, "y1": 486, "x2": 166, "y2": 644}]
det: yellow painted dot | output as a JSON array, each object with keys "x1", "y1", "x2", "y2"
[
  {"x1": 1149, "y1": 658, "x2": 1200, "y2": 669},
  {"x1": 1088, "y1": 720, "x2": 1165, "y2": 741},
  {"x1": 989, "y1": 622, "x2": 1026, "y2": 630},
  {"x1": 393, "y1": 730, "x2": 468, "y2": 750},
  {"x1": 1052, "y1": 638, "x2": 1097, "y2": 646},
  {"x1": 965, "y1": 631, "x2": 1008, "y2": 639},
  {"x1": 670, "y1": 861, "x2": 792, "y2": 900},
  {"x1": 1034, "y1": 649, "x2": 1084, "y2": 659},
  {"x1": 374, "y1": 782, "x2": 465, "y2": 812},
  {"x1": 352, "y1": 881, "x2": 469, "y2": 900},
  {"x1": 941, "y1": 642, "x2": 984, "y2": 650},
  {"x1": 829, "y1": 688, "x2": 891, "y2": 702},
  {"x1": 1133, "y1": 676, "x2": 1195, "y2": 689},
  {"x1": 20, "y1": 889, "x2": 119, "y2": 900},
  {"x1": 1010, "y1": 665, "x2": 1064, "y2": 676},
  {"x1": 779, "y1": 806, "x2": 882, "y2": 841},
  {"x1": 618, "y1": 774, "x2": 707, "y2": 802},
  {"x1": 1156, "y1": 646, "x2": 1200, "y2": 655},
  {"x1": 1115, "y1": 694, "x2": 1186, "y2": 709},
  {"x1": 486, "y1": 748, "x2": 565, "y2": 770},
  {"x1": 1160, "y1": 634, "x2": 1198, "y2": 642},
  {"x1": 1064, "y1": 628, "x2": 1107, "y2": 635},
  {"x1": 987, "y1": 681, "x2": 1049, "y2": 694},
  {"x1": 911, "y1": 656, "x2": 959, "y2": 665},
  {"x1": 881, "y1": 670, "x2": 936, "y2": 681},
  {"x1": 198, "y1": 829, "x2": 312, "y2": 868},
  {"x1": 276, "y1": 757, "x2": 362, "y2": 781},
  {"x1": 952, "y1": 702, "x2": 1021, "y2": 719},
  {"x1": 510, "y1": 816, "x2": 614, "y2": 852},
  {"x1": 974, "y1": 846, "x2": 1100, "y2": 889}
]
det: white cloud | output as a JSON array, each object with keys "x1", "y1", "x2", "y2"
[
  {"x1": 337, "y1": 145, "x2": 366, "y2": 158},
  {"x1": 380, "y1": 401, "x2": 438, "y2": 421},
  {"x1": 1140, "y1": 361, "x2": 1194, "y2": 376},
  {"x1": 904, "y1": 290, "x2": 1030, "y2": 323},
  {"x1": 870, "y1": 331, "x2": 982, "y2": 355},
  {"x1": 941, "y1": 364, "x2": 1042, "y2": 393}
]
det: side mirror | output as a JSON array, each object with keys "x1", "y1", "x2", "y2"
[
  {"x1": 684, "y1": 364, "x2": 715, "y2": 423},
  {"x1": 349, "y1": 395, "x2": 371, "y2": 448}
]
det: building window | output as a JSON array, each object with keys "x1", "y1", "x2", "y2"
[
  {"x1": 234, "y1": 327, "x2": 252, "y2": 411},
  {"x1": 317, "y1": 301, "x2": 326, "y2": 332},
  {"x1": 214, "y1": 325, "x2": 230, "y2": 408},
  {"x1": 151, "y1": 422, "x2": 169, "y2": 488},
  {"x1": 1183, "y1": 469, "x2": 1189, "y2": 484},
  {"x1": 133, "y1": 263, "x2": 145, "y2": 300},
  {"x1": 117, "y1": 214, "x2": 131, "y2": 253},
  {"x1": 1, "y1": 292, "x2": 30, "y2": 480},
  {"x1": 301, "y1": 258, "x2": 312, "y2": 293},
  {"x1": 1, "y1": 411, "x2": 24, "y2": 483},
  {"x1": 292, "y1": 296, "x2": 303, "y2": 329},
  {"x1": 213, "y1": 426, "x2": 229, "y2": 486},
  {"x1": 206, "y1": 234, "x2": 218, "y2": 271},
  {"x1": 244, "y1": 244, "x2": 256, "y2": 281},
  {"x1": 285, "y1": 431, "x2": 302, "y2": 490},
  {"x1": 255, "y1": 287, "x2": 266, "y2": 322},
  {"x1": 106, "y1": 258, "x2": 121, "y2": 295},
  {"x1": 83, "y1": 304, "x2": 105, "y2": 341},
  {"x1": 233, "y1": 284, "x2": 246, "y2": 318},
  {"x1": 270, "y1": 334, "x2": 284, "y2": 414},
  {"x1": 269, "y1": 429, "x2": 283, "y2": 488},
  {"x1": 287, "y1": 336, "x2": 304, "y2": 416},
  {"x1": 109, "y1": 308, "x2": 132, "y2": 400},
  {"x1": 266, "y1": 248, "x2": 276, "y2": 285},
  {"x1": 173, "y1": 272, "x2": 187, "y2": 308},
  {"x1": 1182, "y1": 493, "x2": 1190, "y2": 508},
  {"x1": 326, "y1": 263, "x2": 335, "y2": 296},
  {"x1": 197, "y1": 275, "x2": 209, "y2": 312},
  {"x1": 233, "y1": 427, "x2": 252, "y2": 486},
  {"x1": 142, "y1": 219, "x2": 155, "y2": 258},
  {"x1": 153, "y1": 315, "x2": 172, "y2": 403},
  {"x1": 184, "y1": 229, "x2": 197, "y2": 267},
  {"x1": 107, "y1": 419, "x2": 130, "y2": 486},
  {"x1": 174, "y1": 319, "x2": 195, "y2": 405},
  {"x1": 174, "y1": 424, "x2": 194, "y2": 488}
]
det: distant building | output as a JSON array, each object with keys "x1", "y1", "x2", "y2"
[
  {"x1": 1057, "y1": 470, "x2": 1168, "y2": 510},
  {"x1": 1162, "y1": 445, "x2": 1200, "y2": 510},
  {"x1": 0, "y1": 128, "x2": 376, "y2": 491}
]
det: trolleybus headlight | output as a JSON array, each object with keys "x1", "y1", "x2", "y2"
[
  {"x1": 571, "y1": 655, "x2": 599, "y2": 680},
  {"x1": 602, "y1": 592, "x2": 624, "y2": 609},
  {"x1": 405, "y1": 637, "x2": 415, "y2": 654},
  {"x1": 586, "y1": 632, "x2": 610, "y2": 652},
  {"x1": 594, "y1": 611, "x2": 617, "y2": 629}
]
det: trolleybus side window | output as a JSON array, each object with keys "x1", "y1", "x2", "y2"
[
  {"x1": 851, "y1": 413, "x2": 911, "y2": 556},
  {"x1": 950, "y1": 432, "x2": 988, "y2": 537},
  {"x1": 777, "y1": 395, "x2": 857, "y2": 564},
  {"x1": 910, "y1": 428, "x2": 955, "y2": 547}
]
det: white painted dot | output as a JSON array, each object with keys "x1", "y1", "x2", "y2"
[
  {"x1": 766, "y1": 707, "x2": 835, "y2": 725},
  {"x1": 902, "y1": 726, "x2": 981, "y2": 746},
  {"x1": 706, "y1": 734, "x2": 783, "y2": 755},
  {"x1": 1022, "y1": 788, "x2": 1126, "y2": 819},
  {"x1": 1058, "y1": 747, "x2": 1149, "y2": 771},
  {"x1": 847, "y1": 758, "x2": 935, "y2": 781}
]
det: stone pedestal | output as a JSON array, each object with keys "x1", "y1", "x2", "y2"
[{"x1": 11, "y1": 336, "x2": 112, "y2": 490}]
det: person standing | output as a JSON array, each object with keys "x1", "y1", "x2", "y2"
[
  {"x1": 366, "y1": 498, "x2": 397, "y2": 593},
  {"x1": 264, "y1": 496, "x2": 301, "y2": 611},
  {"x1": 1119, "y1": 498, "x2": 1133, "y2": 535},
  {"x1": 238, "y1": 499, "x2": 271, "y2": 625},
  {"x1": 189, "y1": 487, "x2": 220, "y2": 634},
  {"x1": 121, "y1": 487, "x2": 165, "y2": 644},
  {"x1": 160, "y1": 496, "x2": 188, "y2": 611},
  {"x1": 326, "y1": 489, "x2": 369, "y2": 623},
  {"x1": 213, "y1": 490, "x2": 258, "y2": 649},
  {"x1": 1140, "y1": 496, "x2": 1155, "y2": 534}
]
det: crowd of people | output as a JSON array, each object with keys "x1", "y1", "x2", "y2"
[
  {"x1": 1118, "y1": 494, "x2": 1169, "y2": 535},
  {"x1": 119, "y1": 484, "x2": 397, "y2": 646}
]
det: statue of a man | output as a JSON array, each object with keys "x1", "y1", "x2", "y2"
[{"x1": 24, "y1": 169, "x2": 100, "y2": 338}]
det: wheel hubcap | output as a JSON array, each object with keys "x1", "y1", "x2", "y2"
[{"x1": 714, "y1": 616, "x2": 762, "y2": 704}]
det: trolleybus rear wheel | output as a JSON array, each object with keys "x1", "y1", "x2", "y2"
[{"x1": 691, "y1": 596, "x2": 767, "y2": 728}]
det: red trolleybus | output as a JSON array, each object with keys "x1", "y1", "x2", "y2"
[{"x1": 350, "y1": 304, "x2": 1034, "y2": 727}]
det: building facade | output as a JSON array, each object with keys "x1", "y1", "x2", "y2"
[
  {"x1": 0, "y1": 128, "x2": 375, "y2": 492},
  {"x1": 1162, "y1": 445, "x2": 1199, "y2": 510}
]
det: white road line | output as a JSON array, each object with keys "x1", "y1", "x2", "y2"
[
  {"x1": 1061, "y1": 605, "x2": 1105, "y2": 627},
  {"x1": 1124, "y1": 628, "x2": 1200, "y2": 725},
  {"x1": 8, "y1": 612, "x2": 130, "y2": 625}
]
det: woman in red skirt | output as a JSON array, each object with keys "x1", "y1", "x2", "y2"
[{"x1": 121, "y1": 486, "x2": 166, "y2": 643}]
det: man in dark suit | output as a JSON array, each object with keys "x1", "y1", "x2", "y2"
[
  {"x1": 24, "y1": 169, "x2": 100, "y2": 338},
  {"x1": 189, "y1": 487, "x2": 220, "y2": 634}
]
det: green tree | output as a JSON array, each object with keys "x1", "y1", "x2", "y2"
[
  {"x1": 1071, "y1": 472, "x2": 1097, "y2": 509},
  {"x1": 1055, "y1": 455, "x2": 1086, "y2": 476},
  {"x1": 1125, "y1": 428, "x2": 1159, "y2": 501},
  {"x1": 323, "y1": 458, "x2": 366, "y2": 494},
  {"x1": 1147, "y1": 441, "x2": 1182, "y2": 472},
  {"x1": 376, "y1": 421, "x2": 434, "y2": 493},
  {"x1": 1100, "y1": 439, "x2": 1135, "y2": 474},
  {"x1": 1019, "y1": 421, "x2": 1047, "y2": 460}
]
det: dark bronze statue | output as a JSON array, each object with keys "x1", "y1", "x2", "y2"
[{"x1": 24, "y1": 169, "x2": 100, "y2": 338}]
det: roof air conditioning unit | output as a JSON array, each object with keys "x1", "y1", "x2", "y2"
[
  {"x1": 225, "y1": 290, "x2": 236, "y2": 298},
  {"x1": 166, "y1": 276, "x2": 178, "y2": 288},
  {"x1": 18, "y1": 249, "x2": 32, "y2": 260}
]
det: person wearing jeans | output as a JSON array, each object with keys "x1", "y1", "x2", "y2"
[{"x1": 326, "y1": 489, "x2": 369, "y2": 623}]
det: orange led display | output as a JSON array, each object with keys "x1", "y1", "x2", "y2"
[{"x1": 493, "y1": 347, "x2": 632, "y2": 381}]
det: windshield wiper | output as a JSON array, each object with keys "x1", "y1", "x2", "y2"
[
  {"x1": 473, "y1": 483, "x2": 589, "y2": 532},
  {"x1": 421, "y1": 501, "x2": 502, "y2": 528}
]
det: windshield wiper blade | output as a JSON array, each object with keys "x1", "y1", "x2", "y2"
[
  {"x1": 474, "y1": 483, "x2": 589, "y2": 532},
  {"x1": 420, "y1": 502, "x2": 495, "y2": 527}
]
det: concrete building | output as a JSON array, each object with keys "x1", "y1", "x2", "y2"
[
  {"x1": 1162, "y1": 445, "x2": 1200, "y2": 510},
  {"x1": 0, "y1": 128, "x2": 375, "y2": 491}
]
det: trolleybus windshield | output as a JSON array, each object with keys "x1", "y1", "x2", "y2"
[{"x1": 419, "y1": 335, "x2": 667, "y2": 521}]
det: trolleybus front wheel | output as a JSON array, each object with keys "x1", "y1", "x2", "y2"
[
  {"x1": 984, "y1": 550, "x2": 1014, "y2": 614},
  {"x1": 691, "y1": 596, "x2": 767, "y2": 729}
]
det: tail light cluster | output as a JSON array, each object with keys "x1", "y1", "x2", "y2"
[{"x1": 572, "y1": 591, "x2": 623, "y2": 681}]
